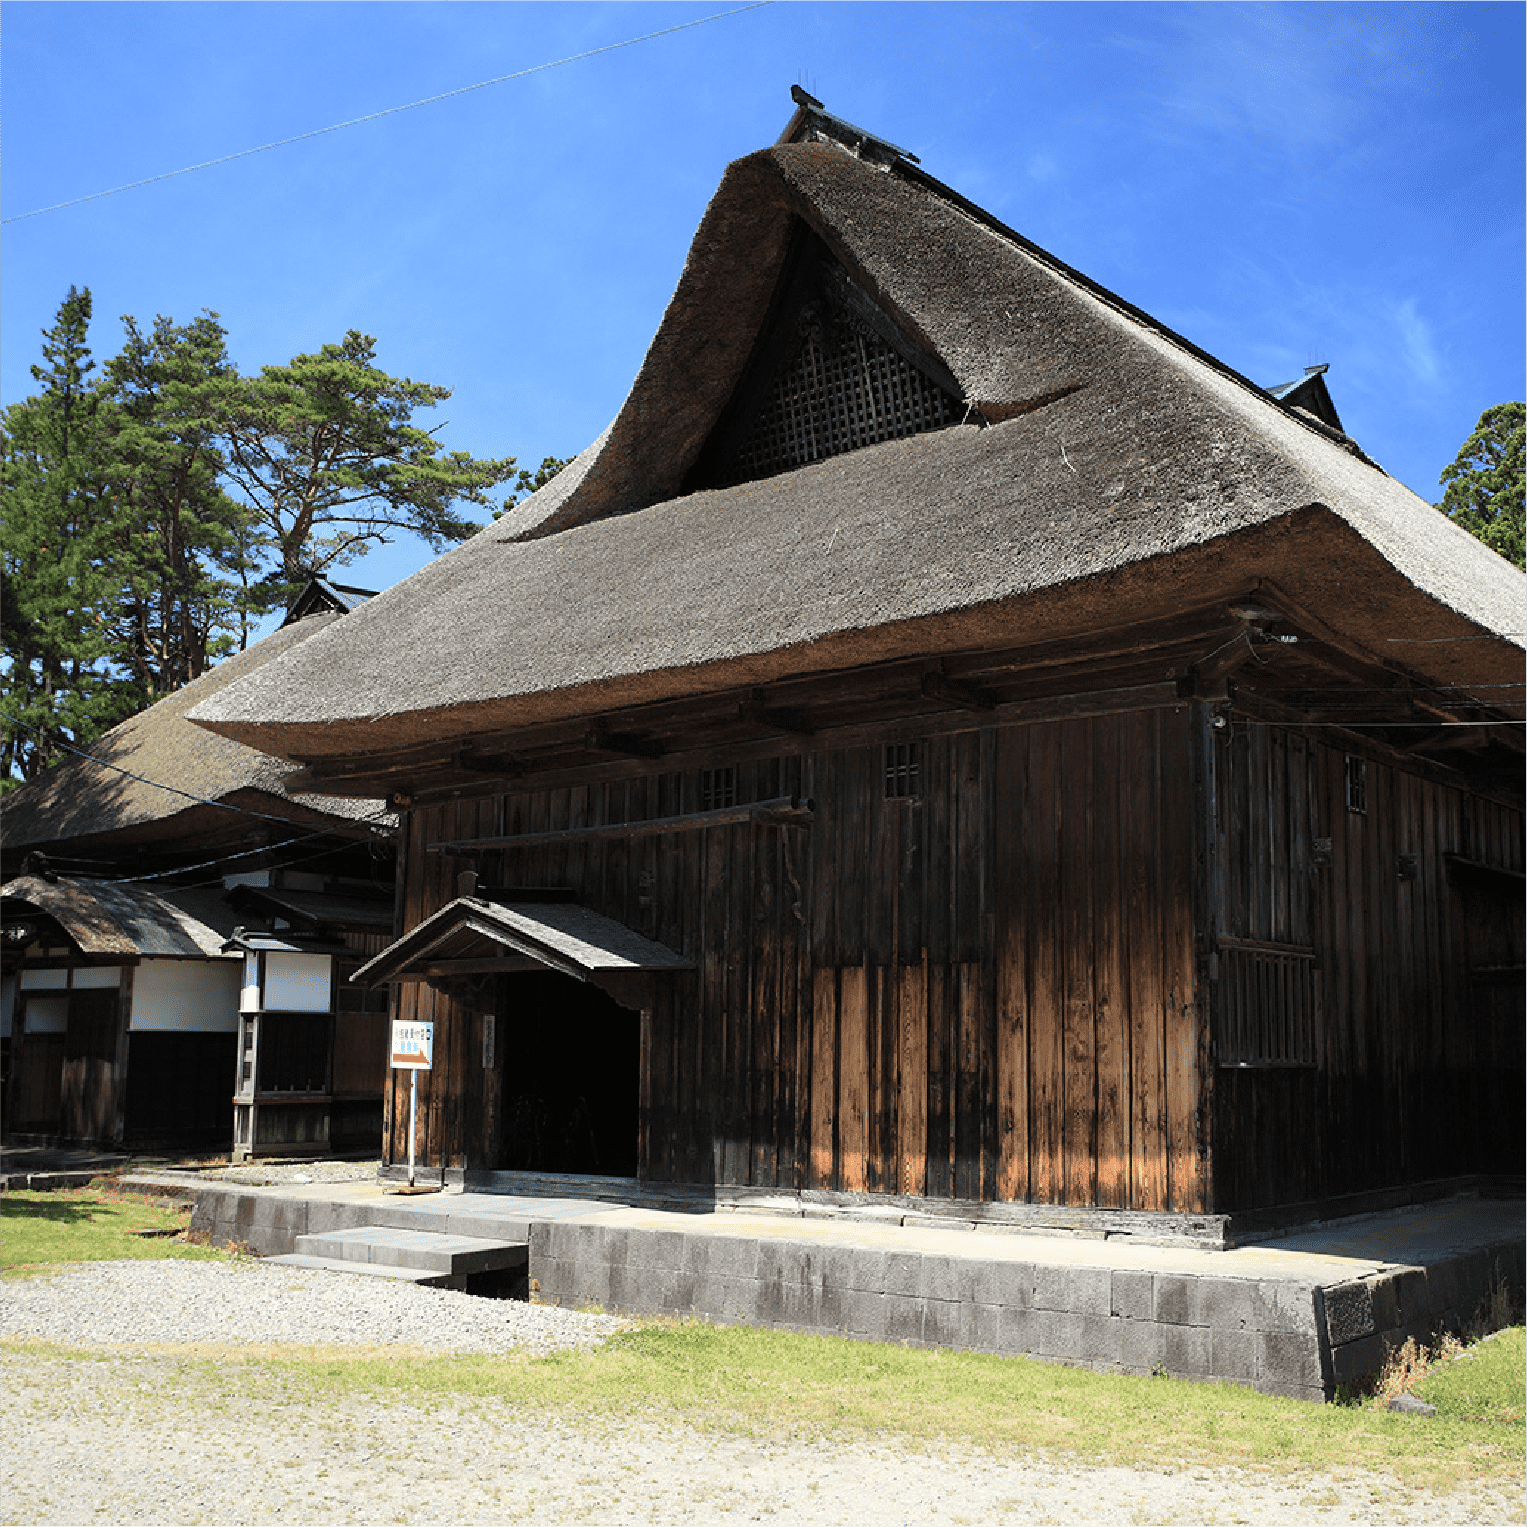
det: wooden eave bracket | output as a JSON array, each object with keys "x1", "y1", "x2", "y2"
[{"x1": 1183, "y1": 630, "x2": 1268, "y2": 697}]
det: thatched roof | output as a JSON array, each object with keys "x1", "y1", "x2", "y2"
[
  {"x1": 2, "y1": 612, "x2": 386, "y2": 864},
  {"x1": 1, "y1": 875, "x2": 240, "y2": 960},
  {"x1": 187, "y1": 131, "x2": 1525, "y2": 769}
]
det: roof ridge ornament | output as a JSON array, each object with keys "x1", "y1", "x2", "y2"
[{"x1": 778, "y1": 84, "x2": 918, "y2": 168}]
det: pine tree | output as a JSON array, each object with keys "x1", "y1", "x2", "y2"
[
  {"x1": 100, "y1": 311, "x2": 262, "y2": 695},
  {"x1": 218, "y1": 330, "x2": 519, "y2": 601},
  {"x1": 3, "y1": 302, "x2": 540, "y2": 788},
  {"x1": 0, "y1": 288, "x2": 131, "y2": 784}
]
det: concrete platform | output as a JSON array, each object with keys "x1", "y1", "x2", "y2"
[
  {"x1": 147, "y1": 1171, "x2": 1524, "y2": 1404},
  {"x1": 269, "y1": 1225, "x2": 530, "y2": 1293},
  {"x1": 0, "y1": 1145, "x2": 140, "y2": 1191}
]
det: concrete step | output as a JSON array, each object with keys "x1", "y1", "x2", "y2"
[
  {"x1": 289, "y1": 1225, "x2": 529, "y2": 1278},
  {"x1": 265, "y1": 1253, "x2": 454, "y2": 1285}
]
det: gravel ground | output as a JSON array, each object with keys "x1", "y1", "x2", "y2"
[
  {"x1": 193, "y1": 1159, "x2": 382, "y2": 1187},
  {"x1": 0, "y1": 1259, "x2": 624, "y2": 1356},
  {"x1": 1, "y1": 1260, "x2": 1519, "y2": 1526}
]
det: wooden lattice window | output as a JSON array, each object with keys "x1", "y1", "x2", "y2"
[
  {"x1": 884, "y1": 743, "x2": 921, "y2": 800},
  {"x1": 1217, "y1": 940, "x2": 1318, "y2": 1067},
  {"x1": 701, "y1": 767, "x2": 737, "y2": 811},
  {"x1": 256, "y1": 1012, "x2": 333, "y2": 1094},
  {"x1": 685, "y1": 223, "x2": 965, "y2": 493},
  {"x1": 729, "y1": 320, "x2": 960, "y2": 483}
]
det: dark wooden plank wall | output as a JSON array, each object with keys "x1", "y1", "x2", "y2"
[
  {"x1": 123, "y1": 1031, "x2": 238, "y2": 1145},
  {"x1": 9, "y1": 1033, "x2": 64, "y2": 1133},
  {"x1": 1211, "y1": 721, "x2": 1524, "y2": 1211},
  {"x1": 387, "y1": 711, "x2": 1207, "y2": 1211}
]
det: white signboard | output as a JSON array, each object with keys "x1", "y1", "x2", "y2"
[{"x1": 390, "y1": 1020, "x2": 434, "y2": 1070}]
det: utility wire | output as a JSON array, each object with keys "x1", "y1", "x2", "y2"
[
  {"x1": 3, "y1": 3, "x2": 774, "y2": 225},
  {"x1": 116, "y1": 824, "x2": 389, "y2": 885}
]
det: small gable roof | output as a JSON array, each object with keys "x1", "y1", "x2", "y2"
[
  {"x1": 282, "y1": 577, "x2": 378, "y2": 626},
  {"x1": 1268, "y1": 365, "x2": 1345, "y2": 434},
  {"x1": 187, "y1": 127, "x2": 1525, "y2": 772},
  {"x1": 351, "y1": 896, "x2": 692, "y2": 987}
]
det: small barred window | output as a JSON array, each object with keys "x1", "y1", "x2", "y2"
[
  {"x1": 1344, "y1": 755, "x2": 1367, "y2": 815},
  {"x1": 1217, "y1": 942, "x2": 1319, "y2": 1067},
  {"x1": 701, "y1": 767, "x2": 737, "y2": 811},
  {"x1": 884, "y1": 743, "x2": 921, "y2": 800}
]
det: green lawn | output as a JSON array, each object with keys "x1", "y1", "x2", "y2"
[
  {"x1": 269, "y1": 1318, "x2": 1524, "y2": 1486},
  {"x1": 0, "y1": 1186, "x2": 229, "y2": 1272},
  {"x1": 2, "y1": 1185, "x2": 1521, "y2": 1487}
]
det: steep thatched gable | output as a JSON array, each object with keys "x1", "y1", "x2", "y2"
[{"x1": 185, "y1": 124, "x2": 1524, "y2": 776}]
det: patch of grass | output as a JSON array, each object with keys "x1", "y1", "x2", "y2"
[
  {"x1": 1414, "y1": 1327, "x2": 1526, "y2": 1429},
  {"x1": 0, "y1": 1187, "x2": 231, "y2": 1274},
  {"x1": 180, "y1": 1318, "x2": 1526, "y2": 1487}
]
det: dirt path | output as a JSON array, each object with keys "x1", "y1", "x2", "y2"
[{"x1": 2, "y1": 1349, "x2": 1518, "y2": 1526}]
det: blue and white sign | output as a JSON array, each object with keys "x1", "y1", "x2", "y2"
[{"x1": 390, "y1": 1019, "x2": 434, "y2": 1070}]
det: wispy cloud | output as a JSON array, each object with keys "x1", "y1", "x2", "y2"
[
  {"x1": 1395, "y1": 298, "x2": 1443, "y2": 387},
  {"x1": 1120, "y1": 5, "x2": 1416, "y2": 163}
]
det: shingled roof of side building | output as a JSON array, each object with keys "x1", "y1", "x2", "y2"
[
  {"x1": 185, "y1": 96, "x2": 1525, "y2": 772},
  {"x1": 2, "y1": 584, "x2": 388, "y2": 873}
]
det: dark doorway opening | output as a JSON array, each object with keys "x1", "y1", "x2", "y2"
[{"x1": 495, "y1": 971, "x2": 640, "y2": 1178}]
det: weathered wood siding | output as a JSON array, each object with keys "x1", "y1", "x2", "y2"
[
  {"x1": 1211, "y1": 722, "x2": 1524, "y2": 1211},
  {"x1": 386, "y1": 708, "x2": 1209, "y2": 1211}
]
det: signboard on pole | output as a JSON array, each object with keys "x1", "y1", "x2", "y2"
[{"x1": 390, "y1": 1020, "x2": 434, "y2": 1070}]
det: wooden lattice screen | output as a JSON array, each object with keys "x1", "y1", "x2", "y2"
[
  {"x1": 1217, "y1": 939, "x2": 1319, "y2": 1066},
  {"x1": 726, "y1": 318, "x2": 961, "y2": 484}
]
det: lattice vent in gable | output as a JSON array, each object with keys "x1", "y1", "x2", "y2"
[
  {"x1": 685, "y1": 224, "x2": 965, "y2": 493},
  {"x1": 725, "y1": 312, "x2": 961, "y2": 485}
]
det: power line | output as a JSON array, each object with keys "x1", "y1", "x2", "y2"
[
  {"x1": 3, "y1": 3, "x2": 774, "y2": 225},
  {"x1": 117, "y1": 822, "x2": 391, "y2": 885}
]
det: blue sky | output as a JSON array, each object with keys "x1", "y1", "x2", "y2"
[{"x1": 4, "y1": 2, "x2": 1523, "y2": 603}]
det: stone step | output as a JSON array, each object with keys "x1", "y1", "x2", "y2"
[
  {"x1": 266, "y1": 1253, "x2": 455, "y2": 1285},
  {"x1": 289, "y1": 1225, "x2": 528, "y2": 1278}
]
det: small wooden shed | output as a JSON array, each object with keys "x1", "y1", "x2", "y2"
[{"x1": 190, "y1": 97, "x2": 1523, "y2": 1218}]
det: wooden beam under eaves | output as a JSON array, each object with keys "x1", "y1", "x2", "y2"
[
  {"x1": 920, "y1": 668, "x2": 996, "y2": 711},
  {"x1": 738, "y1": 693, "x2": 815, "y2": 736},
  {"x1": 585, "y1": 723, "x2": 665, "y2": 759},
  {"x1": 427, "y1": 795, "x2": 815, "y2": 854}
]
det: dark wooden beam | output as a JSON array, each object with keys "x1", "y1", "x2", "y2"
[
  {"x1": 449, "y1": 750, "x2": 527, "y2": 781},
  {"x1": 426, "y1": 795, "x2": 816, "y2": 853},
  {"x1": 381, "y1": 955, "x2": 549, "y2": 980},
  {"x1": 395, "y1": 682, "x2": 1190, "y2": 808},
  {"x1": 584, "y1": 723, "x2": 665, "y2": 760},
  {"x1": 738, "y1": 693, "x2": 816, "y2": 736},
  {"x1": 920, "y1": 669, "x2": 996, "y2": 711}
]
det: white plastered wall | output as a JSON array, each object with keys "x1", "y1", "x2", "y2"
[{"x1": 129, "y1": 958, "x2": 242, "y2": 1032}]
